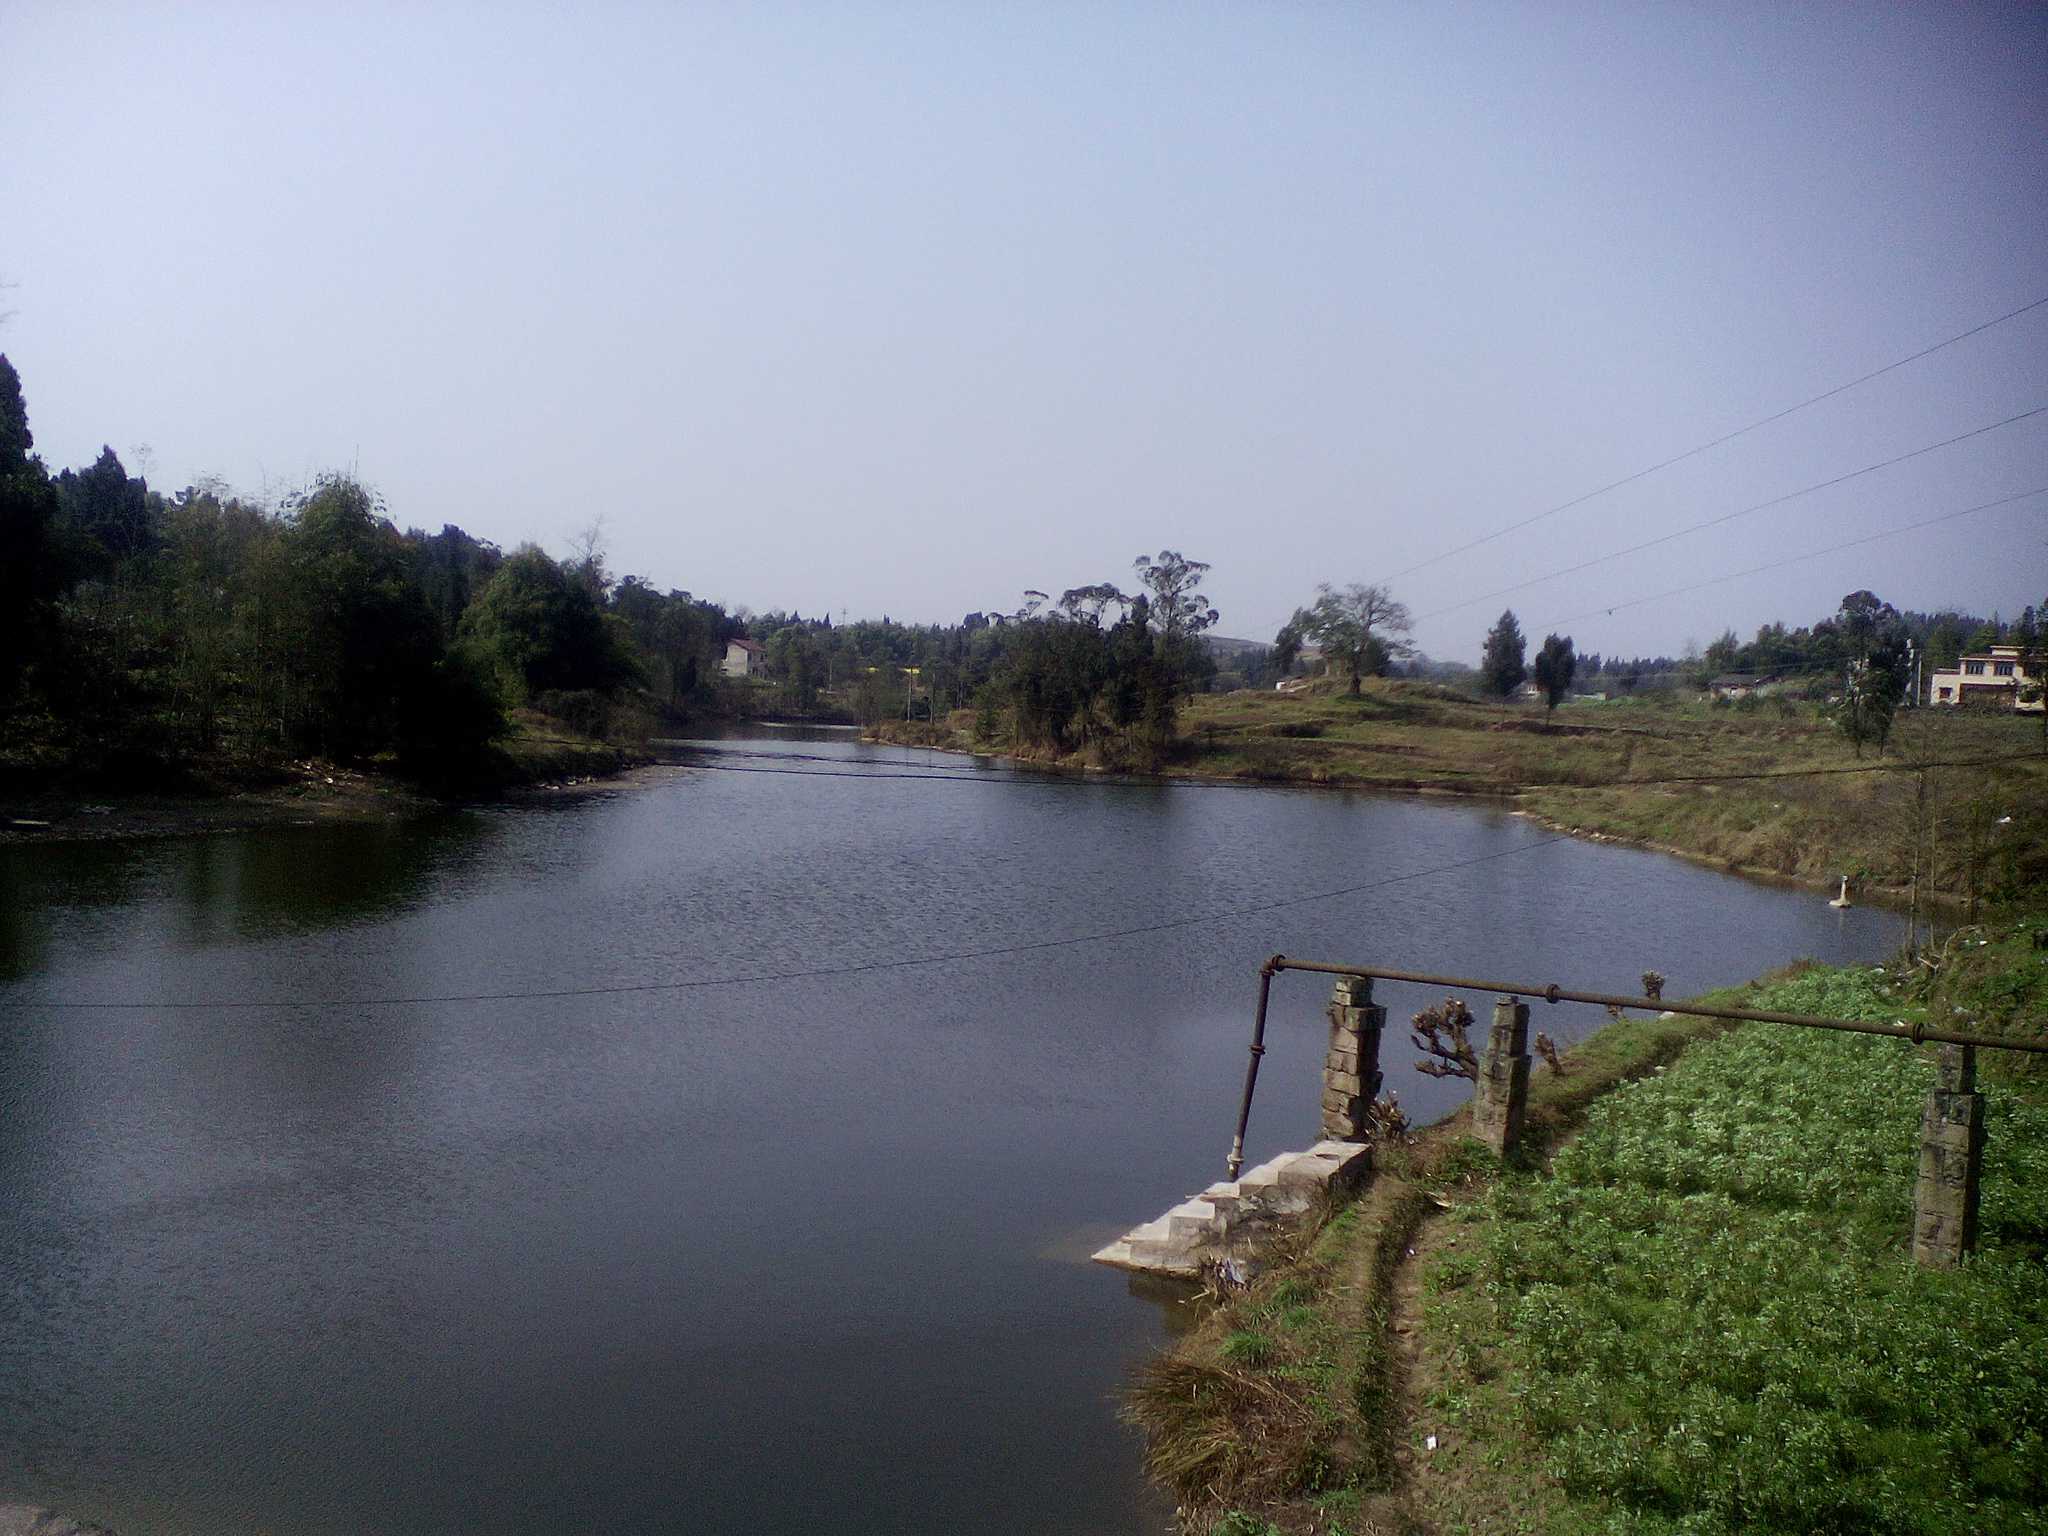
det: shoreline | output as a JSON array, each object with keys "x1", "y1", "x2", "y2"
[
  {"x1": 860, "y1": 724, "x2": 1942, "y2": 907},
  {"x1": 0, "y1": 717, "x2": 1986, "y2": 920},
  {"x1": 0, "y1": 756, "x2": 676, "y2": 849}
]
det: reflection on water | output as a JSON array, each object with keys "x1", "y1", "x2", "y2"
[
  {"x1": 0, "y1": 738, "x2": 1901, "y2": 1534},
  {"x1": 0, "y1": 816, "x2": 499, "y2": 982}
]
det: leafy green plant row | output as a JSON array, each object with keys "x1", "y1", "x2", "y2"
[{"x1": 1457, "y1": 966, "x2": 2048, "y2": 1534}]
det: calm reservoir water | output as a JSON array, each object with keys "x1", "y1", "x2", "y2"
[{"x1": 0, "y1": 731, "x2": 1900, "y2": 1533}]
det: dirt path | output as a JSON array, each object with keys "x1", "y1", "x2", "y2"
[{"x1": 1382, "y1": 1191, "x2": 1473, "y2": 1534}]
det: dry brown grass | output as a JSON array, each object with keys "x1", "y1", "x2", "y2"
[{"x1": 1126, "y1": 1356, "x2": 1330, "y2": 1512}]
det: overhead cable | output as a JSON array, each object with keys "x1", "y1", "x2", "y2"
[
  {"x1": 1381, "y1": 293, "x2": 2048, "y2": 585},
  {"x1": 1413, "y1": 403, "x2": 2046, "y2": 624},
  {"x1": 13, "y1": 753, "x2": 2038, "y2": 1014},
  {"x1": 1536, "y1": 485, "x2": 2048, "y2": 631},
  {"x1": 7, "y1": 834, "x2": 1579, "y2": 1012}
]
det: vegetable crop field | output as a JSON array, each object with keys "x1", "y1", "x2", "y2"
[{"x1": 1424, "y1": 966, "x2": 2048, "y2": 1534}]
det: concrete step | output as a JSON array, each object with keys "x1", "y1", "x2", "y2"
[
  {"x1": 1164, "y1": 1197, "x2": 1225, "y2": 1240},
  {"x1": 1092, "y1": 1139, "x2": 1373, "y2": 1277}
]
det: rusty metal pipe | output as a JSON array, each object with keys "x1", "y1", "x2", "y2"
[
  {"x1": 1263, "y1": 958, "x2": 2047, "y2": 1055},
  {"x1": 1226, "y1": 956, "x2": 1283, "y2": 1179}
]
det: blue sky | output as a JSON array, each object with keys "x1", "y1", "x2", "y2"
[{"x1": 4, "y1": 2, "x2": 2044, "y2": 660}]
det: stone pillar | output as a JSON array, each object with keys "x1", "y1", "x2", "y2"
[
  {"x1": 1472, "y1": 996, "x2": 1532, "y2": 1157},
  {"x1": 1321, "y1": 976, "x2": 1386, "y2": 1141},
  {"x1": 1913, "y1": 1044, "x2": 1985, "y2": 1269}
]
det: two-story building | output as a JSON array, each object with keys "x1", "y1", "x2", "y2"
[
  {"x1": 721, "y1": 637, "x2": 765, "y2": 679},
  {"x1": 1928, "y1": 645, "x2": 2042, "y2": 711}
]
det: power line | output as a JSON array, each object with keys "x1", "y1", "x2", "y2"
[
  {"x1": 7, "y1": 834, "x2": 1580, "y2": 1013},
  {"x1": 1536, "y1": 486, "x2": 2048, "y2": 631},
  {"x1": 1413, "y1": 403, "x2": 2046, "y2": 624},
  {"x1": 1381, "y1": 294, "x2": 2048, "y2": 586}
]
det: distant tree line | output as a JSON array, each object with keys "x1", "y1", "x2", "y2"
[
  {"x1": 1664, "y1": 599, "x2": 2035, "y2": 692},
  {"x1": 743, "y1": 551, "x2": 1223, "y2": 766},
  {"x1": 1470, "y1": 589, "x2": 2043, "y2": 755},
  {"x1": 10, "y1": 346, "x2": 2037, "y2": 789},
  {"x1": 1465, "y1": 593, "x2": 2042, "y2": 707},
  {"x1": 0, "y1": 355, "x2": 739, "y2": 787},
  {"x1": 0, "y1": 353, "x2": 1240, "y2": 783}
]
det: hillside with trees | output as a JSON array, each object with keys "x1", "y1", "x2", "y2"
[
  {"x1": 0, "y1": 355, "x2": 738, "y2": 792},
  {"x1": 0, "y1": 355, "x2": 1238, "y2": 790}
]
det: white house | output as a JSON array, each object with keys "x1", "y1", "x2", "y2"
[
  {"x1": 721, "y1": 638, "x2": 764, "y2": 679},
  {"x1": 1929, "y1": 645, "x2": 2042, "y2": 712}
]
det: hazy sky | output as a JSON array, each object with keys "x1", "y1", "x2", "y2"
[{"x1": 5, "y1": 3, "x2": 2045, "y2": 661}]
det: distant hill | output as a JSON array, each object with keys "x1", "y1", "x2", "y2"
[{"x1": 1204, "y1": 635, "x2": 1270, "y2": 659}]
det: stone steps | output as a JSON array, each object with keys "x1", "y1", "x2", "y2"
[{"x1": 1091, "y1": 1139, "x2": 1372, "y2": 1277}]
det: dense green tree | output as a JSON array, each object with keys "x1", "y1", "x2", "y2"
[
  {"x1": 1532, "y1": 633, "x2": 1576, "y2": 714},
  {"x1": 999, "y1": 608, "x2": 1107, "y2": 751},
  {"x1": 1828, "y1": 591, "x2": 1908, "y2": 755},
  {"x1": 765, "y1": 625, "x2": 827, "y2": 714},
  {"x1": 462, "y1": 546, "x2": 640, "y2": 704},
  {"x1": 1480, "y1": 610, "x2": 1527, "y2": 697},
  {"x1": 1838, "y1": 658, "x2": 1896, "y2": 756},
  {"x1": 1964, "y1": 618, "x2": 2003, "y2": 656},
  {"x1": 278, "y1": 476, "x2": 472, "y2": 759},
  {"x1": 410, "y1": 524, "x2": 503, "y2": 638},
  {"x1": 54, "y1": 446, "x2": 158, "y2": 573},
  {"x1": 613, "y1": 575, "x2": 729, "y2": 717},
  {"x1": 158, "y1": 484, "x2": 272, "y2": 750},
  {"x1": 2012, "y1": 604, "x2": 2044, "y2": 748},
  {"x1": 0, "y1": 355, "x2": 61, "y2": 708},
  {"x1": 1703, "y1": 629, "x2": 1741, "y2": 677},
  {"x1": 1271, "y1": 618, "x2": 1304, "y2": 676},
  {"x1": 1925, "y1": 615, "x2": 1965, "y2": 671}
]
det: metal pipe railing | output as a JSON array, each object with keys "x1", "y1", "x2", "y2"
[
  {"x1": 1227, "y1": 953, "x2": 2045, "y2": 1178},
  {"x1": 1225, "y1": 962, "x2": 1278, "y2": 1179}
]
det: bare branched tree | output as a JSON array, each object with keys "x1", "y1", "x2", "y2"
[
  {"x1": 1411, "y1": 995, "x2": 1478, "y2": 1080},
  {"x1": 567, "y1": 518, "x2": 611, "y2": 598}
]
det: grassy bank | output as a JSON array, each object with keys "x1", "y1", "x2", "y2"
[
  {"x1": 468, "y1": 709, "x2": 647, "y2": 790},
  {"x1": 875, "y1": 683, "x2": 2048, "y2": 901},
  {"x1": 1129, "y1": 931, "x2": 2048, "y2": 1535}
]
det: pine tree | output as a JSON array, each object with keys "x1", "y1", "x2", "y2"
[{"x1": 1480, "y1": 609, "x2": 1526, "y2": 697}]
